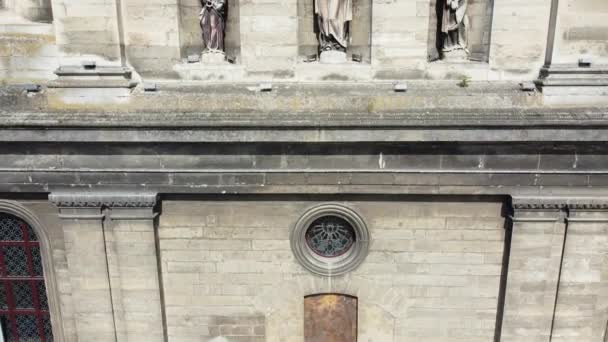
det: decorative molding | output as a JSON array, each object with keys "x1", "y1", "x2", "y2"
[
  {"x1": 49, "y1": 191, "x2": 158, "y2": 208},
  {"x1": 512, "y1": 202, "x2": 563, "y2": 210},
  {"x1": 512, "y1": 197, "x2": 608, "y2": 211}
]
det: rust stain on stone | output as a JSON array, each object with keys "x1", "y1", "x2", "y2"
[{"x1": 304, "y1": 293, "x2": 357, "y2": 342}]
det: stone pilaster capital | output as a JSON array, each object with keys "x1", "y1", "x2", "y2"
[
  {"x1": 511, "y1": 196, "x2": 608, "y2": 222},
  {"x1": 49, "y1": 190, "x2": 158, "y2": 209},
  {"x1": 512, "y1": 196, "x2": 608, "y2": 211},
  {"x1": 510, "y1": 196, "x2": 565, "y2": 222}
]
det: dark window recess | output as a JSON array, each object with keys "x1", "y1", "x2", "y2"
[
  {"x1": 305, "y1": 216, "x2": 356, "y2": 258},
  {"x1": 0, "y1": 213, "x2": 52, "y2": 342}
]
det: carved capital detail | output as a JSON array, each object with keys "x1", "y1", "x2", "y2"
[
  {"x1": 49, "y1": 191, "x2": 158, "y2": 208},
  {"x1": 512, "y1": 196, "x2": 608, "y2": 210}
]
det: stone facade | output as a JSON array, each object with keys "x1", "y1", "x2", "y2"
[
  {"x1": 0, "y1": 0, "x2": 608, "y2": 341},
  {"x1": 1, "y1": 0, "x2": 606, "y2": 82},
  {"x1": 159, "y1": 200, "x2": 505, "y2": 341}
]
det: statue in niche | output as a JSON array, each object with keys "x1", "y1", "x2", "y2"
[
  {"x1": 440, "y1": 0, "x2": 468, "y2": 58},
  {"x1": 315, "y1": 0, "x2": 352, "y2": 63},
  {"x1": 199, "y1": 0, "x2": 227, "y2": 63}
]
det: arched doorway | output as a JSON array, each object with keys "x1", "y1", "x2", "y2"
[{"x1": 0, "y1": 213, "x2": 53, "y2": 341}]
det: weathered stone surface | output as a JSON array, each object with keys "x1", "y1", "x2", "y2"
[{"x1": 158, "y1": 199, "x2": 505, "y2": 341}]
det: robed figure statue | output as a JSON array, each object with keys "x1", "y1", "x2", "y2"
[
  {"x1": 441, "y1": 0, "x2": 468, "y2": 54},
  {"x1": 199, "y1": 0, "x2": 227, "y2": 54},
  {"x1": 315, "y1": 0, "x2": 352, "y2": 53}
]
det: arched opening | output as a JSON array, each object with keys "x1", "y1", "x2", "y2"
[{"x1": 0, "y1": 212, "x2": 53, "y2": 341}]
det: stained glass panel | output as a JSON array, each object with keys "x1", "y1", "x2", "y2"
[
  {"x1": 2, "y1": 315, "x2": 16, "y2": 342},
  {"x1": 3, "y1": 246, "x2": 28, "y2": 277},
  {"x1": 0, "y1": 283, "x2": 6, "y2": 309},
  {"x1": 16, "y1": 315, "x2": 39, "y2": 340},
  {"x1": 31, "y1": 247, "x2": 43, "y2": 277},
  {"x1": 43, "y1": 316, "x2": 53, "y2": 342},
  {"x1": 0, "y1": 216, "x2": 25, "y2": 241},
  {"x1": 305, "y1": 216, "x2": 356, "y2": 257},
  {"x1": 27, "y1": 224, "x2": 38, "y2": 242},
  {"x1": 0, "y1": 213, "x2": 52, "y2": 341},
  {"x1": 13, "y1": 282, "x2": 34, "y2": 309},
  {"x1": 38, "y1": 282, "x2": 48, "y2": 310}
]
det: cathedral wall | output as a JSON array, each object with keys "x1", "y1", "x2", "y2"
[
  {"x1": 158, "y1": 198, "x2": 507, "y2": 341},
  {"x1": 0, "y1": 8, "x2": 58, "y2": 83},
  {"x1": 3, "y1": 0, "x2": 52, "y2": 22},
  {"x1": 552, "y1": 0, "x2": 608, "y2": 65},
  {"x1": 122, "y1": 0, "x2": 182, "y2": 77},
  {"x1": 551, "y1": 210, "x2": 608, "y2": 342},
  {"x1": 2, "y1": 0, "x2": 607, "y2": 82},
  {"x1": 487, "y1": 0, "x2": 551, "y2": 78}
]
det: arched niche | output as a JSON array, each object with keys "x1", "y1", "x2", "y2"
[
  {"x1": 2, "y1": 0, "x2": 53, "y2": 23},
  {"x1": 427, "y1": 0, "x2": 494, "y2": 62},
  {"x1": 298, "y1": 0, "x2": 372, "y2": 62},
  {"x1": 178, "y1": 0, "x2": 242, "y2": 61},
  {"x1": 0, "y1": 200, "x2": 64, "y2": 342}
]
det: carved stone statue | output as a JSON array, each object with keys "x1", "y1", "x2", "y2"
[
  {"x1": 199, "y1": 0, "x2": 227, "y2": 62},
  {"x1": 315, "y1": 0, "x2": 352, "y2": 62},
  {"x1": 441, "y1": 0, "x2": 468, "y2": 56}
]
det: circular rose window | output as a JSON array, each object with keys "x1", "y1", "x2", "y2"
[
  {"x1": 291, "y1": 203, "x2": 369, "y2": 276},
  {"x1": 305, "y1": 216, "x2": 356, "y2": 257}
]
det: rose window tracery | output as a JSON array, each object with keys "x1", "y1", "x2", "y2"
[{"x1": 305, "y1": 216, "x2": 356, "y2": 257}]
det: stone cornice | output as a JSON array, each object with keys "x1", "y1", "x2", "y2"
[
  {"x1": 512, "y1": 196, "x2": 608, "y2": 210},
  {"x1": 49, "y1": 191, "x2": 158, "y2": 208},
  {"x1": 1, "y1": 108, "x2": 608, "y2": 129}
]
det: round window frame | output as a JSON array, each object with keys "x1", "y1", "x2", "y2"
[{"x1": 291, "y1": 203, "x2": 369, "y2": 276}]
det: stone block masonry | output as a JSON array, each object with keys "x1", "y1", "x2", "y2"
[
  {"x1": 3, "y1": 0, "x2": 603, "y2": 82},
  {"x1": 158, "y1": 199, "x2": 506, "y2": 342}
]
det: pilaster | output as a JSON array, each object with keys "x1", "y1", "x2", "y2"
[
  {"x1": 501, "y1": 197, "x2": 567, "y2": 342},
  {"x1": 106, "y1": 197, "x2": 165, "y2": 342},
  {"x1": 49, "y1": 194, "x2": 116, "y2": 342},
  {"x1": 50, "y1": 191, "x2": 165, "y2": 342},
  {"x1": 552, "y1": 202, "x2": 608, "y2": 342}
]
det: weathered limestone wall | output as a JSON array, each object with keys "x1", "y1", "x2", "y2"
[
  {"x1": 500, "y1": 206, "x2": 566, "y2": 341},
  {"x1": 3, "y1": 0, "x2": 52, "y2": 22},
  {"x1": 0, "y1": 11, "x2": 59, "y2": 82},
  {"x1": 51, "y1": 0, "x2": 121, "y2": 61},
  {"x1": 551, "y1": 209, "x2": 608, "y2": 342},
  {"x1": 1, "y1": 0, "x2": 606, "y2": 82},
  {"x1": 122, "y1": 0, "x2": 181, "y2": 76},
  {"x1": 488, "y1": 0, "x2": 551, "y2": 78},
  {"x1": 553, "y1": 0, "x2": 608, "y2": 65},
  {"x1": 239, "y1": 0, "x2": 299, "y2": 79},
  {"x1": 159, "y1": 198, "x2": 506, "y2": 341}
]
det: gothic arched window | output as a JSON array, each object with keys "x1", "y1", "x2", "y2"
[{"x1": 0, "y1": 213, "x2": 53, "y2": 341}]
